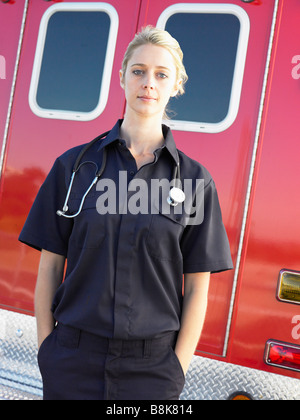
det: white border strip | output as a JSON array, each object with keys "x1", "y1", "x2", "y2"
[
  {"x1": 0, "y1": 0, "x2": 29, "y2": 178},
  {"x1": 222, "y1": 0, "x2": 280, "y2": 358},
  {"x1": 28, "y1": 2, "x2": 119, "y2": 121},
  {"x1": 157, "y1": 3, "x2": 250, "y2": 133}
]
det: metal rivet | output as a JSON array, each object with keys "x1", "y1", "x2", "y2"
[{"x1": 16, "y1": 329, "x2": 23, "y2": 338}]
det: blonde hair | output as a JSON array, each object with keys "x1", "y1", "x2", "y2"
[{"x1": 121, "y1": 25, "x2": 188, "y2": 97}]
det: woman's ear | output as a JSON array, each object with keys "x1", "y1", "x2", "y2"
[
  {"x1": 171, "y1": 79, "x2": 182, "y2": 97},
  {"x1": 119, "y1": 70, "x2": 125, "y2": 90}
]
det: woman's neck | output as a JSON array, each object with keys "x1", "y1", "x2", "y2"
[{"x1": 120, "y1": 114, "x2": 165, "y2": 170}]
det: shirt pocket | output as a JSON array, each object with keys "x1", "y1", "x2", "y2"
[
  {"x1": 146, "y1": 210, "x2": 185, "y2": 262},
  {"x1": 68, "y1": 194, "x2": 106, "y2": 249}
]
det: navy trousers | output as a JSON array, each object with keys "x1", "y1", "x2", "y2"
[{"x1": 37, "y1": 324, "x2": 185, "y2": 400}]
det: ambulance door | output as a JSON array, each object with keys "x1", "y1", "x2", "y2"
[
  {"x1": 0, "y1": 0, "x2": 141, "y2": 313},
  {"x1": 230, "y1": 0, "x2": 300, "y2": 378},
  {"x1": 140, "y1": 0, "x2": 278, "y2": 357}
]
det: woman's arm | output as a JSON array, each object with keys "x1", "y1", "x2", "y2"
[
  {"x1": 175, "y1": 272, "x2": 210, "y2": 375},
  {"x1": 35, "y1": 249, "x2": 66, "y2": 349}
]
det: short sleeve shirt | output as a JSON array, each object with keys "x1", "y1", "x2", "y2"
[{"x1": 19, "y1": 120, "x2": 233, "y2": 339}]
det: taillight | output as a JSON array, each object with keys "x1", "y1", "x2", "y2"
[{"x1": 265, "y1": 340, "x2": 300, "y2": 372}]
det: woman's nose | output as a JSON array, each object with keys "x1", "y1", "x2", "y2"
[{"x1": 143, "y1": 75, "x2": 155, "y2": 90}]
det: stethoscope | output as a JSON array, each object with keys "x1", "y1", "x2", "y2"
[{"x1": 57, "y1": 131, "x2": 185, "y2": 218}]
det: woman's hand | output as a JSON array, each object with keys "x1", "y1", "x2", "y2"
[{"x1": 35, "y1": 250, "x2": 65, "y2": 349}]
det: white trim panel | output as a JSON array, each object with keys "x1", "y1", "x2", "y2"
[
  {"x1": 157, "y1": 3, "x2": 250, "y2": 133},
  {"x1": 29, "y1": 2, "x2": 119, "y2": 121}
]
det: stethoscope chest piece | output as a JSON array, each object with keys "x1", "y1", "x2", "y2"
[{"x1": 167, "y1": 187, "x2": 186, "y2": 207}]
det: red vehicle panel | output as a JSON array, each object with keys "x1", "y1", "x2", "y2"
[{"x1": 0, "y1": 0, "x2": 141, "y2": 312}]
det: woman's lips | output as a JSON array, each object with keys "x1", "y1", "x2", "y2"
[{"x1": 138, "y1": 96, "x2": 157, "y2": 102}]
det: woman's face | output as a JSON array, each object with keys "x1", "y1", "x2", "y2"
[{"x1": 120, "y1": 43, "x2": 181, "y2": 119}]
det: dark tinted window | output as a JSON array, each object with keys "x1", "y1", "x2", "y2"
[
  {"x1": 36, "y1": 12, "x2": 110, "y2": 113},
  {"x1": 165, "y1": 13, "x2": 240, "y2": 124}
]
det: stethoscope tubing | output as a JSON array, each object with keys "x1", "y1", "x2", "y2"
[
  {"x1": 56, "y1": 132, "x2": 108, "y2": 218},
  {"x1": 56, "y1": 131, "x2": 184, "y2": 218}
]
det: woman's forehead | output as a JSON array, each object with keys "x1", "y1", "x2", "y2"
[{"x1": 128, "y1": 44, "x2": 176, "y2": 72}]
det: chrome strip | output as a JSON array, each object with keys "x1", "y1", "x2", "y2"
[
  {"x1": 222, "y1": 0, "x2": 280, "y2": 357},
  {"x1": 0, "y1": 0, "x2": 29, "y2": 179}
]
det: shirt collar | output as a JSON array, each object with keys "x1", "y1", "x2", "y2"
[
  {"x1": 162, "y1": 123, "x2": 179, "y2": 165},
  {"x1": 97, "y1": 120, "x2": 179, "y2": 165}
]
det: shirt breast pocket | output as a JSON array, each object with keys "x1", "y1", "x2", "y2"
[
  {"x1": 68, "y1": 195, "x2": 106, "y2": 249},
  {"x1": 146, "y1": 210, "x2": 185, "y2": 262}
]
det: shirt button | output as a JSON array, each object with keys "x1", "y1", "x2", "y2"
[{"x1": 129, "y1": 170, "x2": 135, "y2": 176}]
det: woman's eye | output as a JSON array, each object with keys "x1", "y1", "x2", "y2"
[
  {"x1": 133, "y1": 70, "x2": 143, "y2": 76},
  {"x1": 157, "y1": 73, "x2": 167, "y2": 79}
]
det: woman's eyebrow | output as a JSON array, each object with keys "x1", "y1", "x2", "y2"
[{"x1": 130, "y1": 63, "x2": 171, "y2": 71}]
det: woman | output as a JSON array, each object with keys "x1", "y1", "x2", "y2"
[{"x1": 19, "y1": 26, "x2": 233, "y2": 400}]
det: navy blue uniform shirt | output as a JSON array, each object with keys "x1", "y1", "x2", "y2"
[{"x1": 19, "y1": 120, "x2": 233, "y2": 339}]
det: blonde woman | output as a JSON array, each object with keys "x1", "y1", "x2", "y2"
[{"x1": 19, "y1": 26, "x2": 232, "y2": 400}]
